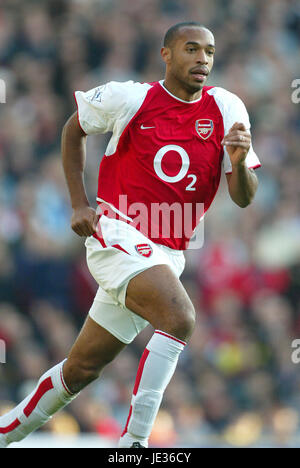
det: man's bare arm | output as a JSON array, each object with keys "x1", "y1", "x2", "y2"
[
  {"x1": 225, "y1": 166, "x2": 258, "y2": 208},
  {"x1": 223, "y1": 122, "x2": 259, "y2": 208},
  {"x1": 61, "y1": 112, "x2": 99, "y2": 236}
]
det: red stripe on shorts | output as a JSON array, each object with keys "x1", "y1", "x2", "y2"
[
  {"x1": 92, "y1": 215, "x2": 107, "y2": 248},
  {"x1": 112, "y1": 244, "x2": 130, "y2": 255},
  {"x1": 92, "y1": 232, "x2": 106, "y2": 248},
  {"x1": 23, "y1": 377, "x2": 54, "y2": 417}
]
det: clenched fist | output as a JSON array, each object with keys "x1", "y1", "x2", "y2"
[
  {"x1": 221, "y1": 122, "x2": 251, "y2": 167},
  {"x1": 71, "y1": 206, "x2": 100, "y2": 237}
]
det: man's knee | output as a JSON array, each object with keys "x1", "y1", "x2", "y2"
[
  {"x1": 137, "y1": 291, "x2": 195, "y2": 342},
  {"x1": 167, "y1": 300, "x2": 196, "y2": 341},
  {"x1": 63, "y1": 357, "x2": 107, "y2": 393}
]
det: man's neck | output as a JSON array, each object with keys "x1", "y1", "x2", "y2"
[{"x1": 162, "y1": 78, "x2": 203, "y2": 102}]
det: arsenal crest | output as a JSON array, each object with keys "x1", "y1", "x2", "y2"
[
  {"x1": 195, "y1": 119, "x2": 214, "y2": 140},
  {"x1": 135, "y1": 243, "x2": 153, "y2": 258}
]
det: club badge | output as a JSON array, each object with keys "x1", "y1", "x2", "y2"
[
  {"x1": 135, "y1": 243, "x2": 153, "y2": 258},
  {"x1": 195, "y1": 119, "x2": 214, "y2": 140}
]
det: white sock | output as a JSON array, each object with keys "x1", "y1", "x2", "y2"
[
  {"x1": 118, "y1": 330, "x2": 186, "y2": 448},
  {"x1": 0, "y1": 360, "x2": 78, "y2": 447}
]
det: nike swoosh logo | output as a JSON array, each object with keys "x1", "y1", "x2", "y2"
[{"x1": 140, "y1": 124, "x2": 155, "y2": 130}]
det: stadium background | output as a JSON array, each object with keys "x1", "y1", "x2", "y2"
[{"x1": 0, "y1": 0, "x2": 300, "y2": 448}]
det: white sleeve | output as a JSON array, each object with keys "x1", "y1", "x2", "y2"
[
  {"x1": 222, "y1": 92, "x2": 261, "y2": 174},
  {"x1": 74, "y1": 80, "x2": 136, "y2": 135}
]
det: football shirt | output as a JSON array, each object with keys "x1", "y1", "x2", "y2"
[{"x1": 75, "y1": 80, "x2": 261, "y2": 250}]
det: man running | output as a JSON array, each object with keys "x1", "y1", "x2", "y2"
[{"x1": 0, "y1": 22, "x2": 260, "y2": 448}]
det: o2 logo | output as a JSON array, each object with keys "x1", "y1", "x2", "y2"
[{"x1": 153, "y1": 144, "x2": 197, "y2": 191}]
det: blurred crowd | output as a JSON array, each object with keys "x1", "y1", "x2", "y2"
[{"x1": 0, "y1": 0, "x2": 300, "y2": 447}]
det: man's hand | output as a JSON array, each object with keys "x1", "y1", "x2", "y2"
[
  {"x1": 71, "y1": 206, "x2": 100, "y2": 237},
  {"x1": 221, "y1": 122, "x2": 251, "y2": 167}
]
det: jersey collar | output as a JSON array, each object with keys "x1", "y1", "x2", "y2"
[{"x1": 159, "y1": 80, "x2": 203, "y2": 104}]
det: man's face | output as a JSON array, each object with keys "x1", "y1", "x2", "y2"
[{"x1": 162, "y1": 27, "x2": 215, "y2": 93}]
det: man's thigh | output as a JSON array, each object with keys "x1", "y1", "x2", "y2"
[{"x1": 125, "y1": 264, "x2": 195, "y2": 339}]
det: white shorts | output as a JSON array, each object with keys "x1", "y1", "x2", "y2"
[{"x1": 85, "y1": 215, "x2": 185, "y2": 344}]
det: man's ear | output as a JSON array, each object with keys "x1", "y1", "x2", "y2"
[{"x1": 161, "y1": 47, "x2": 172, "y2": 64}]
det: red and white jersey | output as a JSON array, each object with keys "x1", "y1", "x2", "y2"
[{"x1": 75, "y1": 80, "x2": 261, "y2": 250}]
